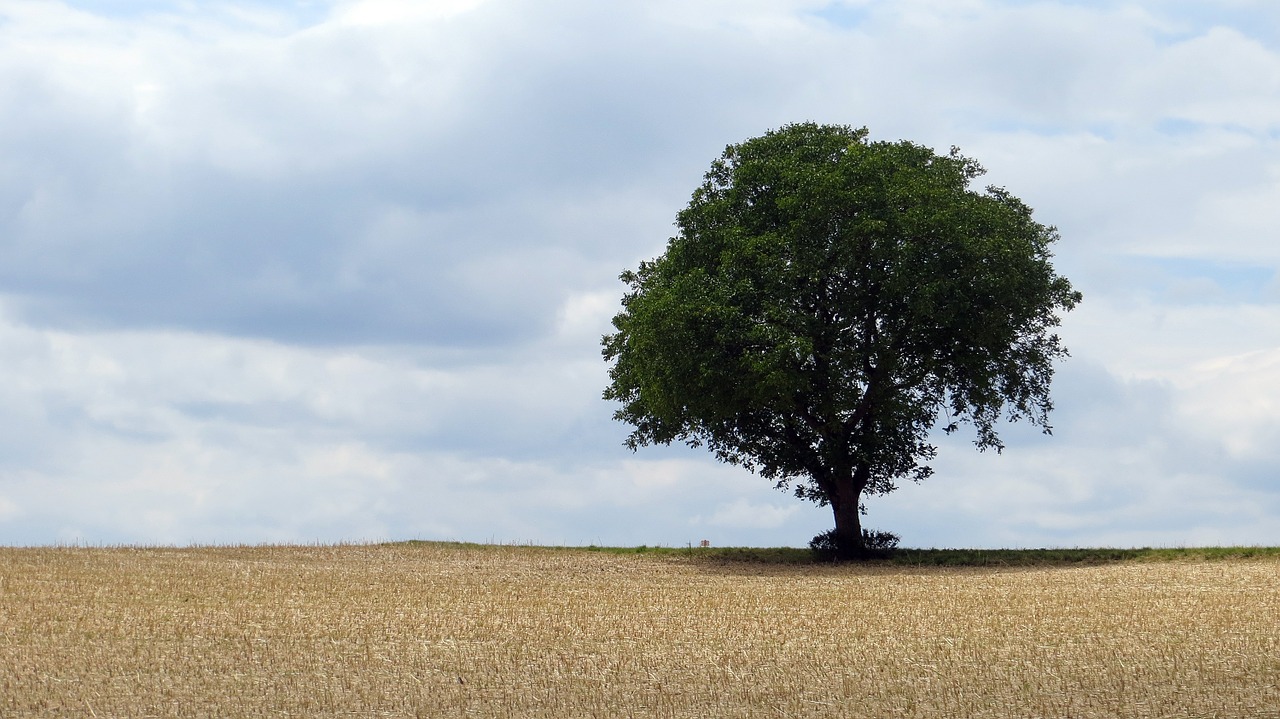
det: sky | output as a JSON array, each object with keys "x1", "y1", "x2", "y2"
[{"x1": 0, "y1": 0, "x2": 1277, "y2": 549}]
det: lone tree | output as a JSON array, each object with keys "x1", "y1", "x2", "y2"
[{"x1": 601, "y1": 123, "x2": 1082, "y2": 559}]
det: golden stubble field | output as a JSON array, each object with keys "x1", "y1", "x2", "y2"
[{"x1": 1, "y1": 544, "x2": 1278, "y2": 718}]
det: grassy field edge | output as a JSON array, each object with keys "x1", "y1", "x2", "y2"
[{"x1": 387, "y1": 540, "x2": 1280, "y2": 566}]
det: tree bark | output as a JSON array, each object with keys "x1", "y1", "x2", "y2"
[{"x1": 830, "y1": 470, "x2": 866, "y2": 559}]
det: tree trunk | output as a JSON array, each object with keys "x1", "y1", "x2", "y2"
[{"x1": 830, "y1": 472, "x2": 865, "y2": 560}]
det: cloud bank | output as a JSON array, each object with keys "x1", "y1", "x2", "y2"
[{"x1": 0, "y1": 0, "x2": 1276, "y2": 548}]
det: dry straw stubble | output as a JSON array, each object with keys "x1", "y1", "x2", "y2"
[{"x1": 2, "y1": 543, "x2": 1278, "y2": 717}]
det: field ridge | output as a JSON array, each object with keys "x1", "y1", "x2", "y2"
[{"x1": 392, "y1": 539, "x2": 1280, "y2": 566}]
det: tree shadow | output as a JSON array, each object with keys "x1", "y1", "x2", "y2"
[{"x1": 669, "y1": 546, "x2": 1280, "y2": 577}]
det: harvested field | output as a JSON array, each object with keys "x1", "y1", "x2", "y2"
[{"x1": 1, "y1": 543, "x2": 1278, "y2": 717}]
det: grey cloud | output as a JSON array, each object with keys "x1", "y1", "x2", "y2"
[
  {"x1": 872, "y1": 356, "x2": 1280, "y2": 548},
  {"x1": 0, "y1": 0, "x2": 811, "y2": 347}
]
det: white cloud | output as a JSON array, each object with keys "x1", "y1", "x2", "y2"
[
  {"x1": 556, "y1": 291, "x2": 616, "y2": 341},
  {"x1": 1147, "y1": 27, "x2": 1280, "y2": 130},
  {"x1": 1062, "y1": 299, "x2": 1280, "y2": 380},
  {"x1": 1175, "y1": 348, "x2": 1280, "y2": 458},
  {"x1": 701, "y1": 499, "x2": 801, "y2": 530},
  {"x1": 0, "y1": 495, "x2": 18, "y2": 522},
  {"x1": 333, "y1": 0, "x2": 489, "y2": 26}
]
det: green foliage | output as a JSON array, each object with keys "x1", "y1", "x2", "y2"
[{"x1": 603, "y1": 123, "x2": 1081, "y2": 556}]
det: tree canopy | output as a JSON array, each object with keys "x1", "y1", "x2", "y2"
[{"x1": 602, "y1": 122, "x2": 1081, "y2": 558}]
